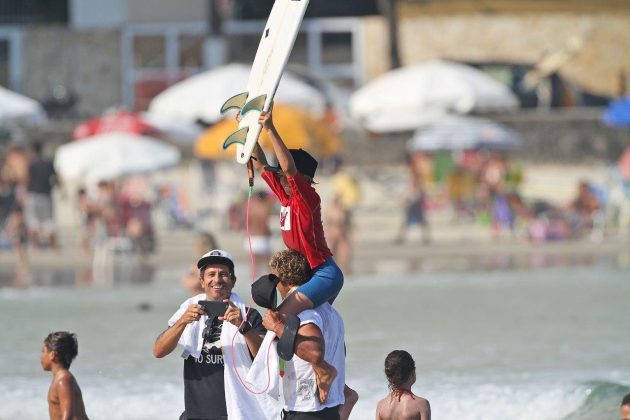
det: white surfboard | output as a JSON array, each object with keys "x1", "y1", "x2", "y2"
[{"x1": 221, "y1": 0, "x2": 310, "y2": 164}]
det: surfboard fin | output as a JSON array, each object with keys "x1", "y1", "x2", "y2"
[
  {"x1": 223, "y1": 127, "x2": 249, "y2": 149},
  {"x1": 221, "y1": 92, "x2": 249, "y2": 113},
  {"x1": 241, "y1": 94, "x2": 267, "y2": 115}
]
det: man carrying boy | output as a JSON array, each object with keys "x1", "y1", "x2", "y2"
[
  {"x1": 249, "y1": 249, "x2": 356, "y2": 420},
  {"x1": 244, "y1": 105, "x2": 342, "y2": 401}
]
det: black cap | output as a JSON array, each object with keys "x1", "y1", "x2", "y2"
[
  {"x1": 251, "y1": 274, "x2": 280, "y2": 309},
  {"x1": 265, "y1": 149, "x2": 318, "y2": 179}
]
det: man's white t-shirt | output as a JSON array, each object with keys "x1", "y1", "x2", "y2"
[{"x1": 282, "y1": 302, "x2": 346, "y2": 412}]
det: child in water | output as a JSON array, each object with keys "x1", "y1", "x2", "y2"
[
  {"x1": 241, "y1": 103, "x2": 344, "y2": 402},
  {"x1": 41, "y1": 331, "x2": 89, "y2": 420},
  {"x1": 376, "y1": 350, "x2": 431, "y2": 420}
]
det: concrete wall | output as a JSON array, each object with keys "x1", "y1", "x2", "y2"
[
  {"x1": 361, "y1": 13, "x2": 630, "y2": 97},
  {"x1": 126, "y1": 0, "x2": 206, "y2": 24},
  {"x1": 71, "y1": 0, "x2": 206, "y2": 28},
  {"x1": 21, "y1": 26, "x2": 121, "y2": 116},
  {"x1": 70, "y1": 0, "x2": 126, "y2": 29},
  {"x1": 342, "y1": 108, "x2": 629, "y2": 165}
]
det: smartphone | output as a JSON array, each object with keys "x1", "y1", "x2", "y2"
[{"x1": 198, "y1": 300, "x2": 228, "y2": 316}]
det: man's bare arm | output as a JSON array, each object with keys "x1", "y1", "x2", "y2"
[{"x1": 153, "y1": 304, "x2": 201, "y2": 357}]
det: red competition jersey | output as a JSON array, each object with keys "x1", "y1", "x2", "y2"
[{"x1": 261, "y1": 171, "x2": 332, "y2": 268}]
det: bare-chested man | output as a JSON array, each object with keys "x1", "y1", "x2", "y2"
[
  {"x1": 41, "y1": 331, "x2": 89, "y2": 420},
  {"x1": 375, "y1": 350, "x2": 430, "y2": 420}
]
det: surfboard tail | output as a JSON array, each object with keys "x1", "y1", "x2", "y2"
[
  {"x1": 223, "y1": 127, "x2": 249, "y2": 149},
  {"x1": 221, "y1": 92, "x2": 249, "y2": 113},
  {"x1": 241, "y1": 94, "x2": 268, "y2": 115}
]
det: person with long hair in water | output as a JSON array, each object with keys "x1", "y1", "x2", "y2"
[{"x1": 375, "y1": 350, "x2": 430, "y2": 420}]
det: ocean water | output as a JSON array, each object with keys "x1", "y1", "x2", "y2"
[{"x1": 1, "y1": 263, "x2": 629, "y2": 420}]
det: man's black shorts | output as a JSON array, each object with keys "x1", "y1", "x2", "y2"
[{"x1": 281, "y1": 405, "x2": 341, "y2": 420}]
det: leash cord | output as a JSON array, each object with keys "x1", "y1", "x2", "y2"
[{"x1": 227, "y1": 172, "x2": 276, "y2": 395}]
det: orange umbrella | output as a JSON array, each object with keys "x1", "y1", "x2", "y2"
[{"x1": 195, "y1": 104, "x2": 341, "y2": 160}]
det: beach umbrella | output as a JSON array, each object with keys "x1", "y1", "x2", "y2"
[
  {"x1": 406, "y1": 116, "x2": 522, "y2": 152},
  {"x1": 72, "y1": 109, "x2": 156, "y2": 139},
  {"x1": 349, "y1": 59, "x2": 519, "y2": 133},
  {"x1": 195, "y1": 103, "x2": 342, "y2": 160},
  {"x1": 148, "y1": 63, "x2": 327, "y2": 125},
  {"x1": 0, "y1": 85, "x2": 47, "y2": 126},
  {"x1": 55, "y1": 132, "x2": 180, "y2": 184},
  {"x1": 601, "y1": 96, "x2": 630, "y2": 127}
]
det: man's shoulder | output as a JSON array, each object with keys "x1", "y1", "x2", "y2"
[{"x1": 298, "y1": 303, "x2": 340, "y2": 326}]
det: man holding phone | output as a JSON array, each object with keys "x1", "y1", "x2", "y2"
[{"x1": 153, "y1": 249, "x2": 270, "y2": 420}]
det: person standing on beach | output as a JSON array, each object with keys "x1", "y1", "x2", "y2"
[
  {"x1": 376, "y1": 350, "x2": 431, "y2": 420},
  {"x1": 26, "y1": 142, "x2": 59, "y2": 249},
  {"x1": 153, "y1": 249, "x2": 274, "y2": 420},
  {"x1": 621, "y1": 393, "x2": 630, "y2": 420},
  {"x1": 40, "y1": 331, "x2": 89, "y2": 420},
  {"x1": 245, "y1": 104, "x2": 342, "y2": 401}
]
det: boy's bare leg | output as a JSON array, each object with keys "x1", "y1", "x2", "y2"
[
  {"x1": 339, "y1": 385, "x2": 358, "y2": 420},
  {"x1": 273, "y1": 292, "x2": 338, "y2": 402},
  {"x1": 313, "y1": 360, "x2": 337, "y2": 403},
  {"x1": 277, "y1": 290, "x2": 314, "y2": 314}
]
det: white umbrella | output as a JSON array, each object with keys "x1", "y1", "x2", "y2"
[
  {"x1": 0, "y1": 86, "x2": 47, "y2": 126},
  {"x1": 349, "y1": 60, "x2": 519, "y2": 133},
  {"x1": 54, "y1": 132, "x2": 180, "y2": 184},
  {"x1": 407, "y1": 116, "x2": 522, "y2": 152},
  {"x1": 147, "y1": 63, "x2": 327, "y2": 124}
]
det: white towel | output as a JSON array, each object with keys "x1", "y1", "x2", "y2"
[
  {"x1": 221, "y1": 293, "x2": 279, "y2": 420},
  {"x1": 246, "y1": 330, "x2": 281, "y2": 400}
]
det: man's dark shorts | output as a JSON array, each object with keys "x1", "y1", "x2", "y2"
[{"x1": 281, "y1": 405, "x2": 341, "y2": 420}]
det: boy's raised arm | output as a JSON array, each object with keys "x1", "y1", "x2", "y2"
[{"x1": 259, "y1": 104, "x2": 297, "y2": 177}]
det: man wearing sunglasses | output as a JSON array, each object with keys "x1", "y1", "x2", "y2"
[{"x1": 153, "y1": 249, "x2": 272, "y2": 420}]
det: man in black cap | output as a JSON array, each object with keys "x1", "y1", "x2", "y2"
[{"x1": 153, "y1": 249, "x2": 270, "y2": 420}]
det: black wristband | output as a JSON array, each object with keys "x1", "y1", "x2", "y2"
[{"x1": 238, "y1": 321, "x2": 252, "y2": 335}]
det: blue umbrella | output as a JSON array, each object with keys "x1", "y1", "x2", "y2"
[{"x1": 601, "y1": 96, "x2": 630, "y2": 127}]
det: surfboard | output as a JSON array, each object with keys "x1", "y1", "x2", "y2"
[{"x1": 221, "y1": 0, "x2": 310, "y2": 164}]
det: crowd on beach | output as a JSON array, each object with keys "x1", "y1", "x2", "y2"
[{"x1": 397, "y1": 148, "x2": 630, "y2": 244}]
